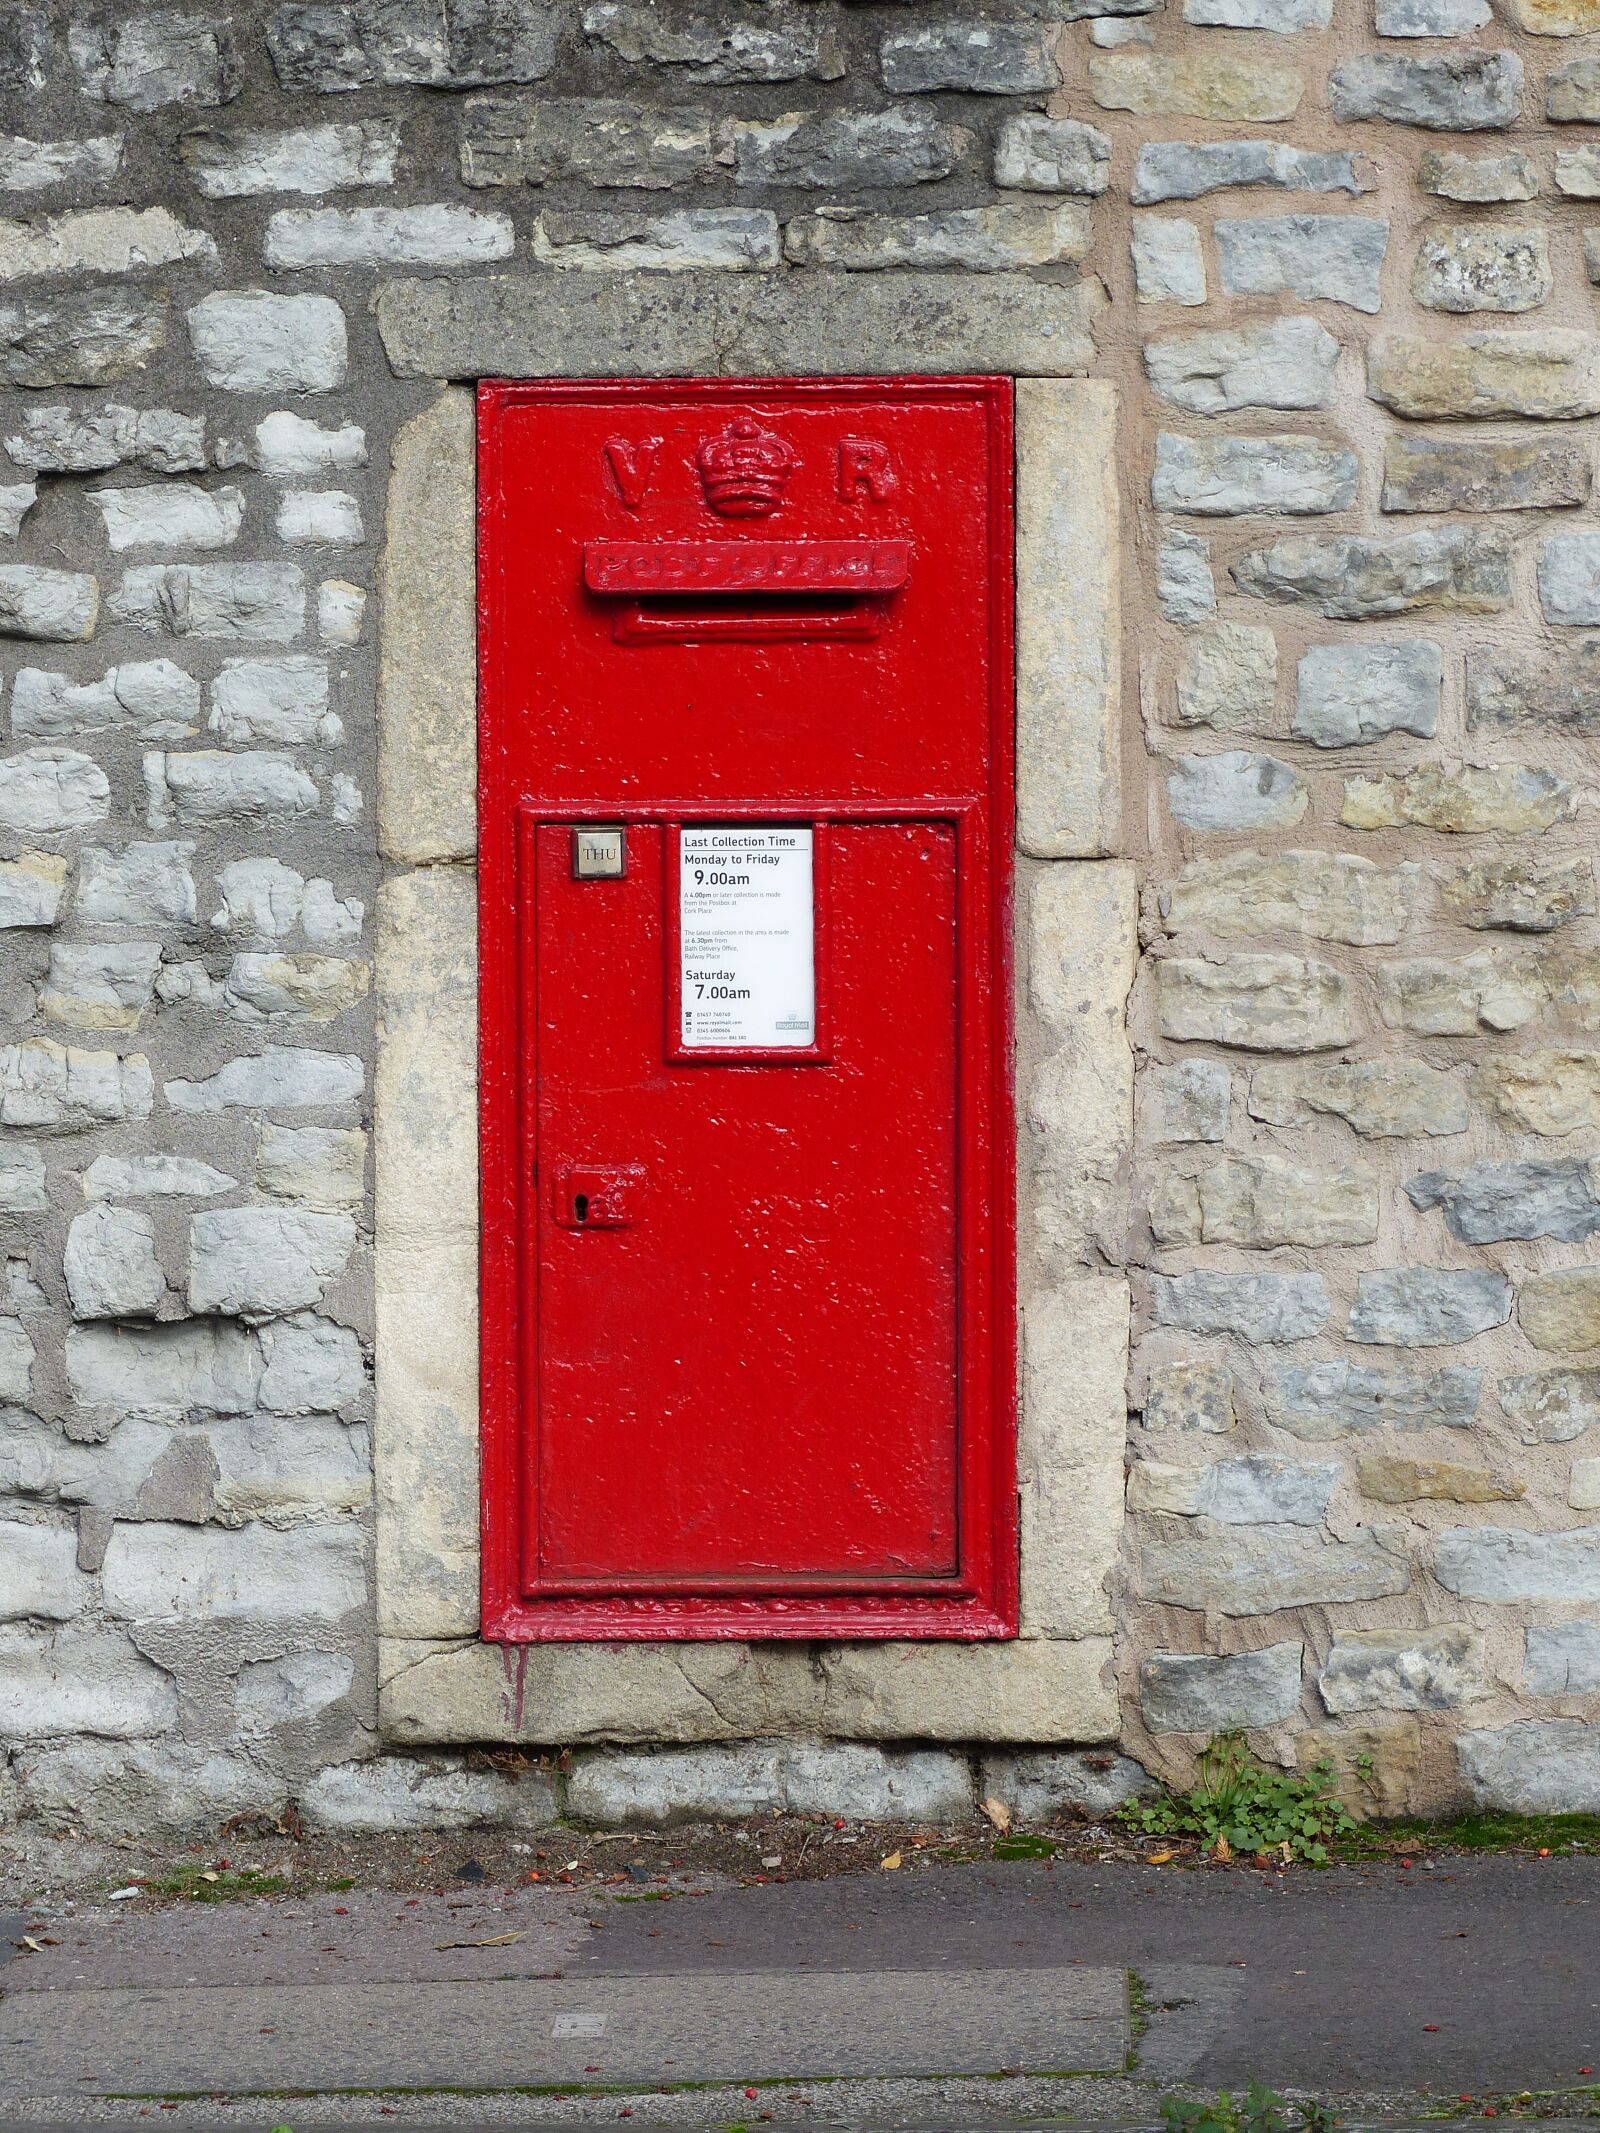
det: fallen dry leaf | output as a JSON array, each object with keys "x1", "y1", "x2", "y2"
[
  {"x1": 980, "y1": 1796, "x2": 1012, "y2": 1836},
  {"x1": 19, "y1": 1936, "x2": 42, "y2": 1953},
  {"x1": 1148, "y1": 1851, "x2": 1176, "y2": 1866},
  {"x1": 879, "y1": 1851, "x2": 902, "y2": 1871}
]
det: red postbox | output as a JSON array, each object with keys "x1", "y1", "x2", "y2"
[{"x1": 478, "y1": 377, "x2": 1016, "y2": 1641}]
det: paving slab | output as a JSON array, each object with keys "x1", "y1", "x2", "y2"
[{"x1": 0, "y1": 1964, "x2": 1129, "y2": 2095}]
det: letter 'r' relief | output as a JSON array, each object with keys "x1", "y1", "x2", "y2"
[{"x1": 838, "y1": 438, "x2": 897, "y2": 502}]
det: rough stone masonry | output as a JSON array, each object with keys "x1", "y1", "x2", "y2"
[{"x1": 5, "y1": 0, "x2": 1600, "y2": 1840}]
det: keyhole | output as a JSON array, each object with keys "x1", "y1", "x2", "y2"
[{"x1": 574, "y1": 1193, "x2": 589, "y2": 1224}]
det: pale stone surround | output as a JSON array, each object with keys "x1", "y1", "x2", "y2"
[{"x1": 374, "y1": 361, "x2": 1132, "y2": 1748}]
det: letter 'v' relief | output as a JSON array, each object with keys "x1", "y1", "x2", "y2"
[{"x1": 603, "y1": 437, "x2": 661, "y2": 510}]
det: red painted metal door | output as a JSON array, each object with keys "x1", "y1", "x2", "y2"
[{"x1": 479, "y1": 378, "x2": 1015, "y2": 1640}]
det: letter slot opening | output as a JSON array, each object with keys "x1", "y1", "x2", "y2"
[{"x1": 584, "y1": 538, "x2": 910, "y2": 643}]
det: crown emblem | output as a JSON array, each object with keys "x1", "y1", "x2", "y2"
[{"x1": 696, "y1": 417, "x2": 797, "y2": 518}]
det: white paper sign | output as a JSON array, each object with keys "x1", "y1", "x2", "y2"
[{"x1": 679, "y1": 826, "x2": 815, "y2": 1050}]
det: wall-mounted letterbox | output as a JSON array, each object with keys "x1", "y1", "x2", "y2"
[{"x1": 478, "y1": 378, "x2": 1016, "y2": 1641}]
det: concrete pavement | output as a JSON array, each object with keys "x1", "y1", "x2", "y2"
[{"x1": 0, "y1": 1853, "x2": 1595, "y2": 2121}]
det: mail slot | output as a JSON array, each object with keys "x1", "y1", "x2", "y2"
[{"x1": 478, "y1": 378, "x2": 1016, "y2": 1641}]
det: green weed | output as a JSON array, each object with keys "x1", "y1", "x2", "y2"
[
  {"x1": 1122, "y1": 1733, "x2": 1356, "y2": 1866},
  {"x1": 145, "y1": 1863, "x2": 289, "y2": 1903},
  {"x1": 993, "y1": 1833, "x2": 1058, "y2": 1860},
  {"x1": 1376, "y1": 1810, "x2": 1600, "y2": 1855},
  {"x1": 1161, "y1": 2080, "x2": 1335, "y2": 2133}
]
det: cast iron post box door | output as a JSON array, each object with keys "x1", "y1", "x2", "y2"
[{"x1": 479, "y1": 378, "x2": 1016, "y2": 1640}]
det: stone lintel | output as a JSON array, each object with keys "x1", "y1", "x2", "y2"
[{"x1": 376, "y1": 272, "x2": 1103, "y2": 382}]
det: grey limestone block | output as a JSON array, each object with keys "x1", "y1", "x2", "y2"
[
  {"x1": 996, "y1": 116, "x2": 1111, "y2": 195},
  {"x1": 1550, "y1": 57, "x2": 1600, "y2": 123},
  {"x1": 1348, "y1": 1268, "x2": 1513, "y2": 1347},
  {"x1": 1329, "y1": 51, "x2": 1523, "y2": 131},
  {"x1": 0, "y1": 747, "x2": 109, "y2": 832},
  {"x1": 1131, "y1": 1453, "x2": 1340, "y2": 1524},
  {"x1": 1137, "y1": 1523, "x2": 1411, "y2": 1615},
  {"x1": 71, "y1": 12, "x2": 240, "y2": 112},
  {"x1": 1406, "y1": 1159, "x2": 1600, "y2": 1244},
  {"x1": 1381, "y1": 433, "x2": 1589, "y2": 513},
  {"x1": 979, "y1": 1750, "x2": 1154, "y2": 1819},
  {"x1": 1184, "y1": 0, "x2": 1331, "y2": 25},
  {"x1": 0, "y1": 1626, "x2": 177, "y2": 1742},
  {"x1": 1526, "y1": 1624, "x2": 1600, "y2": 1695},
  {"x1": 1133, "y1": 141, "x2": 1367, "y2": 205},
  {"x1": 1377, "y1": 0, "x2": 1491, "y2": 29},
  {"x1": 1419, "y1": 147, "x2": 1537, "y2": 201},
  {"x1": 1266, "y1": 1363, "x2": 1481, "y2": 1439},
  {"x1": 1411, "y1": 224, "x2": 1550, "y2": 312},
  {"x1": 1157, "y1": 950, "x2": 1357, "y2": 1050},
  {"x1": 1232, "y1": 528, "x2": 1513, "y2": 621},
  {"x1": 1438, "y1": 1529, "x2": 1600, "y2": 1603},
  {"x1": 1155, "y1": 433, "x2": 1358, "y2": 516},
  {"x1": 1144, "y1": 317, "x2": 1340, "y2": 414},
  {"x1": 881, "y1": 21, "x2": 1060, "y2": 95},
  {"x1": 180, "y1": 118, "x2": 401, "y2": 198},
  {"x1": 1140, "y1": 1644, "x2": 1304, "y2": 1735},
  {"x1": 1469, "y1": 642, "x2": 1600, "y2": 732},
  {"x1": 1150, "y1": 1270, "x2": 1330, "y2": 1343},
  {"x1": 1156, "y1": 531, "x2": 1216, "y2": 625},
  {"x1": 1214, "y1": 214, "x2": 1389, "y2": 313},
  {"x1": 267, "y1": 0, "x2": 557, "y2": 92},
  {"x1": 1152, "y1": 1058, "x2": 1231, "y2": 1144},
  {"x1": 582, "y1": 3, "x2": 843, "y2": 85},
  {"x1": 1146, "y1": 1359, "x2": 1236, "y2": 1433},
  {"x1": 1319, "y1": 1628, "x2": 1488, "y2": 1714},
  {"x1": 1294, "y1": 641, "x2": 1441, "y2": 748},
  {"x1": 0, "y1": 290, "x2": 167, "y2": 388},
  {"x1": 459, "y1": 97, "x2": 712, "y2": 188},
  {"x1": 301, "y1": 1754, "x2": 558, "y2": 1832},
  {"x1": 0, "y1": 9, "x2": 47, "y2": 92},
  {"x1": 1498, "y1": 1370, "x2": 1600, "y2": 1445},
  {"x1": 187, "y1": 292, "x2": 347, "y2": 393},
  {"x1": 1165, "y1": 753, "x2": 1306, "y2": 833},
  {"x1": 730, "y1": 108, "x2": 970, "y2": 189},
  {"x1": 17, "y1": 1740, "x2": 283, "y2": 1839}
]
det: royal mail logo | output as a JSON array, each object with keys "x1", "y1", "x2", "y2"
[{"x1": 696, "y1": 417, "x2": 798, "y2": 518}]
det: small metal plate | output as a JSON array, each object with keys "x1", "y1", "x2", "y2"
[{"x1": 572, "y1": 826, "x2": 625, "y2": 880}]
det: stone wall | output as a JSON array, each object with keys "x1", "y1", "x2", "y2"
[{"x1": 0, "y1": 0, "x2": 1598, "y2": 1835}]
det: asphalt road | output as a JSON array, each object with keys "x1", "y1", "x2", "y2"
[{"x1": 1, "y1": 1854, "x2": 1595, "y2": 2108}]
